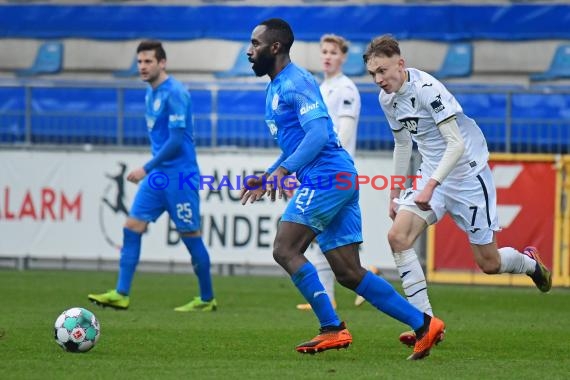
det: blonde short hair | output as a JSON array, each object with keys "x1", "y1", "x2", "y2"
[{"x1": 320, "y1": 34, "x2": 349, "y2": 54}]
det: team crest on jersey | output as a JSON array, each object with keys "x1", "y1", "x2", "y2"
[
  {"x1": 399, "y1": 117, "x2": 419, "y2": 134},
  {"x1": 153, "y1": 98, "x2": 161, "y2": 111},
  {"x1": 266, "y1": 120, "x2": 278, "y2": 136},
  {"x1": 146, "y1": 116, "x2": 155, "y2": 131},
  {"x1": 430, "y1": 95, "x2": 445, "y2": 113},
  {"x1": 272, "y1": 94, "x2": 279, "y2": 110}
]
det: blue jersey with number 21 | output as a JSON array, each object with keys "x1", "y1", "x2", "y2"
[
  {"x1": 265, "y1": 63, "x2": 362, "y2": 251},
  {"x1": 264, "y1": 63, "x2": 356, "y2": 181}
]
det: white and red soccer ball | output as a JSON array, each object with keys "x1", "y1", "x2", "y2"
[{"x1": 54, "y1": 307, "x2": 100, "y2": 353}]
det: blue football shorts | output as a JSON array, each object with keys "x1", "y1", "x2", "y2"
[
  {"x1": 281, "y1": 171, "x2": 363, "y2": 253},
  {"x1": 129, "y1": 171, "x2": 201, "y2": 233}
]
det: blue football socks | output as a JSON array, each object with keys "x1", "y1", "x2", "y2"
[
  {"x1": 292, "y1": 262, "x2": 340, "y2": 328},
  {"x1": 356, "y1": 270, "x2": 424, "y2": 330},
  {"x1": 182, "y1": 236, "x2": 214, "y2": 302},
  {"x1": 116, "y1": 228, "x2": 142, "y2": 295}
]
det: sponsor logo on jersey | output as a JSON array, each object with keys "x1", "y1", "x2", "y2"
[
  {"x1": 430, "y1": 95, "x2": 445, "y2": 113},
  {"x1": 398, "y1": 117, "x2": 419, "y2": 134},
  {"x1": 169, "y1": 114, "x2": 185, "y2": 122},
  {"x1": 300, "y1": 101, "x2": 319, "y2": 115}
]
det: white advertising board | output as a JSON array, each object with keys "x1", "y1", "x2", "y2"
[{"x1": 0, "y1": 150, "x2": 396, "y2": 269}]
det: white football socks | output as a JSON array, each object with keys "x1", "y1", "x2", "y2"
[
  {"x1": 393, "y1": 248, "x2": 433, "y2": 316},
  {"x1": 498, "y1": 247, "x2": 536, "y2": 275}
]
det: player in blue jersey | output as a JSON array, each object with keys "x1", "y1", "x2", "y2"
[
  {"x1": 240, "y1": 18, "x2": 444, "y2": 360},
  {"x1": 88, "y1": 40, "x2": 216, "y2": 312}
]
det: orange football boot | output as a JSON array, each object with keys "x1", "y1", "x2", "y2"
[
  {"x1": 407, "y1": 316, "x2": 446, "y2": 360},
  {"x1": 296, "y1": 322, "x2": 352, "y2": 354},
  {"x1": 399, "y1": 328, "x2": 445, "y2": 347}
]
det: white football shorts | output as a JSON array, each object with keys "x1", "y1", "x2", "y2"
[{"x1": 396, "y1": 164, "x2": 499, "y2": 245}]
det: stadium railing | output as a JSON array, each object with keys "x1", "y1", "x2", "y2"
[{"x1": 0, "y1": 80, "x2": 569, "y2": 154}]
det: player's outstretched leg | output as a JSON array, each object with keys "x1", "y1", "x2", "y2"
[
  {"x1": 355, "y1": 270, "x2": 445, "y2": 359},
  {"x1": 497, "y1": 246, "x2": 552, "y2": 292},
  {"x1": 295, "y1": 321, "x2": 352, "y2": 354},
  {"x1": 522, "y1": 246, "x2": 552, "y2": 292}
]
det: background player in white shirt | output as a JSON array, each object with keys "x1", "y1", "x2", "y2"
[
  {"x1": 296, "y1": 34, "x2": 363, "y2": 311},
  {"x1": 363, "y1": 35, "x2": 552, "y2": 346}
]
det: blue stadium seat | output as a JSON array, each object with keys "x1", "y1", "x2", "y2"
[
  {"x1": 530, "y1": 44, "x2": 570, "y2": 81},
  {"x1": 0, "y1": 87, "x2": 26, "y2": 143},
  {"x1": 344, "y1": 42, "x2": 366, "y2": 77},
  {"x1": 215, "y1": 44, "x2": 254, "y2": 78},
  {"x1": 16, "y1": 41, "x2": 64, "y2": 77},
  {"x1": 113, "y1": 55, "x2": 139, "y2": 78},
  {"x1": 433, "y1": 42, "x2": 473, "y2": 79}
]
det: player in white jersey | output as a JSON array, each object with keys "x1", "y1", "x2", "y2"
[
  {"x1": 319, "y1": 35, "x2": 360, "y2": 157},
  {"x1": 296, "y1": 34, "x2": 366, "y2": 311},
  {"x1": 363, "y1": 35, "x2": 552, "y2": 346}
]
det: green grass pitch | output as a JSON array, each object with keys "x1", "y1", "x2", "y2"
[{"x1": 1, "y1": 270, "x2": 569, "y2": 379}]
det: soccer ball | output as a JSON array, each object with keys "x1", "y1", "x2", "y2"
[{"x1": 54, "y1": 307, "x2": 100, "y2": 353}]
